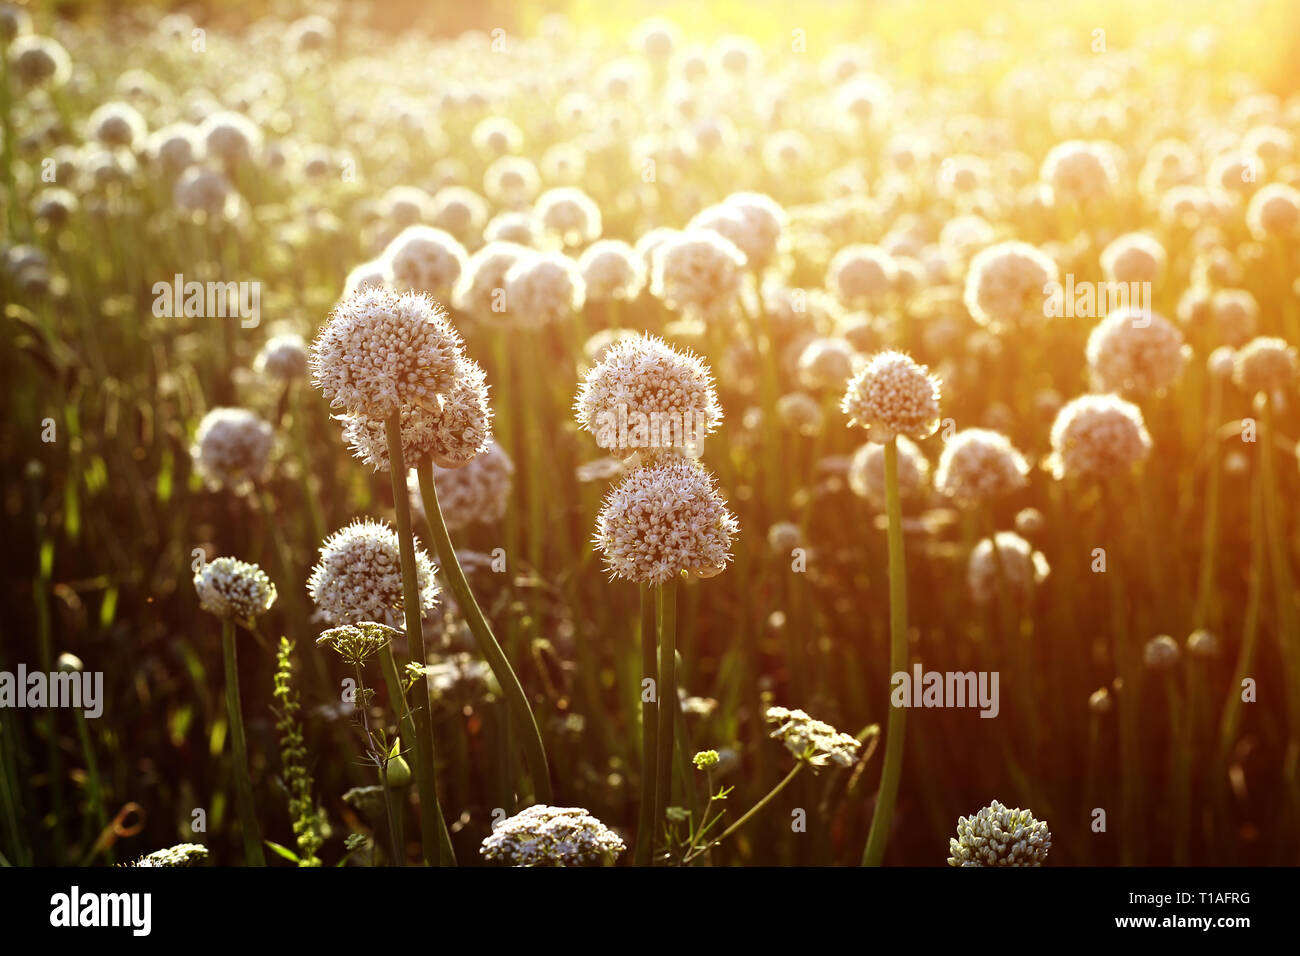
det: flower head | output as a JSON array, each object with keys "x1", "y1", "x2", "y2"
[
  {"x1": 1085, "y1": 308, "x2": 1186, "y2": 397},
  {"x1": 575, "y1": 333, "x2": 722, "y2": 461},
  {"x1": 577, "y1": 239, "x2": 646, "y2": 303},
  {"x1": 593, "y1": 458, "x2": 738, "y2": 585},
  {"x1": 127, "y1": 843, "x2": 210, "y2": 868},
  {"x1": 841, "y1": 350, "x2": 942, "y2": 443},
  {"x1": 827, "y1": 244, "x2": 896, "y2": 306},
  {"x1": 502, "y1": 250, "x2": 585, "y2": 327},
  {"x1": 1047, "y1": 393, "x2": 1151, "y2": 480},
  {"x1": 936, "y1": 429, "x2": 1030, "y2": 504},
  {"x1": 194, "y1": 557, "x2": 277, "y2": 625},
  {"x1": 848, "y1": 436, "x2": 930, "y2": 507},
  {"x1": 310, "y1": 287, "x2": 464, "y2": 419},
  {"x1": 480, "y1": 805, "x2": 625, "y2": 866},
  {"x1": 315, "y1": 621, "x2": 399, "y2": 666},
  {"x1": 191, "y1": 407, "x2": 273, "y2": 494},
  {"x1": 1233, "y1": 336, "x2": 1297, "y2": 394},
  {"x1": 340, "y1": 356, "x2": 491, "y2": 471},
  {"x1": 411, "y1": 441, "x2": 513, "y2": 531},
  {"x1": 255, "y1": 332, "x2": 309, "y2": 380},
  {"x1": 650, "y1": 229, "x2": 747, "y2": 319},
  {"x1": 967, "y1": 532, "x2": 1050, "y2": 606},
  {"x1": 307, "y1": 519, "x2": 438, "y2": 629},
  {"x1": 964, "y1": 240, "x2": 1059, "y2": 330},
  {"x1": 947, "y1": 800, "x2": 1051, "y2": 866},
  {"x1": 533, "y1": 186, "x2": 602, "y2": 246},
  {"x1": 382, "y1": 225, "x2": 468, "y2": 297}
]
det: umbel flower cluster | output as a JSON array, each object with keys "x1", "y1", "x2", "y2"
[
  {"x1": 125, "y1": 843, "x2": 210, "y2": 867},
  {"x1": 765, "y1": 706, "x2": 861, "y2": 769},
  {"x1": 479, "y1": 805, "x2": 626, "y2": 866},
  {"x1": 193, "y1": 557, "x2": 278, "y2": 626},
  {"x1": 841, "y1": 350, "x2": 942, "y2": 443},
  {"x1": 947, "y1": 800, "x2": 1052, "y2": 866}
]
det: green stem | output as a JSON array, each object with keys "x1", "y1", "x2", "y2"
[
  {"x1": 415, "y1": 459, "x2": 552, "y2": 803},
  {"x1": 378, "y1": 647, "x2": 454, "y2": 865},
  {"x1": 862, "y1": 436, "x2": 908, "y2": 866},
  {"x1": 384, "y1": 413, "x2": 449, "y2": 866},
  {"x1": 634, "y1": 584, "x2": 659, "y2": 866},
  {"x1": 222, "y1": 619, "x2": 264, "y2": 865},
  {"x1": 686, "y1": 763, "x2": 802, "y2": 864},
  {"x1": 653, "y1": 580, "x2": 678, "y2": 839},
  {"x1": 73, "y1": 710, "x2": 110, "y2": 863}
]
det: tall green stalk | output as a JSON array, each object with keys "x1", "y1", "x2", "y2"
[
  {"x1": 634, "y1": 584, "x2": 659, "y2": 866},
  {"x1": 384, "y1": 413, "x2": 450, "y2": 866},
  {"x1": 415, "y1": 459, "x2": 552, "y2": 803},
  {"x1": 221, "y1": 618, "x2": 264, "y2": 866},
  {"x1": 862, "y1": 437, "x2": 907, "y2": 866},
  {"x1": 653, "y1": 580, "x2": 678, "y2": 841}
]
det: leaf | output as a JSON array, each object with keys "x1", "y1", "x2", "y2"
[{"x1": 264, "y1": 840, "x2": 301, "y2": 863}]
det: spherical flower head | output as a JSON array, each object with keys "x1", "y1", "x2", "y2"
[
  {"x1": 471, "y1": 116, "x2": 524, "y2": 157},
  {"x1": 577, "y1": 240, "x2": 646, "y2": 303},
  {"x1": 483, "y1": 210, "x2": 538, "y2": 246},
  {"x1": 173, "y1": 166, "x2": 234, "y2": 217},
  {"x1": 533, "y1": 186, "x2": 602, "y2": 247},
  {"x1": 777, "y1": 391, "x2": 824, "y2": 436},
  {"x1": 1211, "y1": 289, "x2": 1258, "y2": 347},
  {"x1": 1047, "y1": 393, "x2": 1151, "y2": 480},
  {"x1": 191, "y1": 407, "x2": 273, "y2": 494},
  {"x1": 1233, "y1": 336, "x2": 1298, "y2": 394},
  {"x1": 797, "y1": 337, "x2": 856, "y2": 392},
  {"x1": 343, "y1": 260, "x2": 387, "y2": 297},
  {"x1": 480, "y1": 805, "x2": 625, "y2": 867},
  {"x1": 936, "y1": 429, "x2": 1030, "y2": 504},
  {"x1": 1207, "y1": 346, "x2": 1237, "y2": 380},
  {"x1": 310, "y1": 287, "x2": 464, "y2": 420},
  {"x1": 411, "y1": 441, "x2": 513, "y2": 532},
  {"x1": 1246, "y1": 183, "x2": 1300, "y2": 239},
  {"x1": 453, "y1": 242, "x2": 528, "y2": 319},
  {"x1": 502, "y1": 250, "x2": 585, "y2": 327},
  {"x1": 431, "y1": 185, "x2": 488, "y2": 238},
  {"x1": 87, "y1": 101, "x2": 147, "y2": 150},
  {"x1": 841, "y1": 350, "x2": 942, "y2": 443},
  {"x1": 967, "y1": 532, "x2": 1049, "y2": 606},
  {"x1": 146, "y1": 123, "x2": 199, "y2": 174},
  {"x1": 341, "y1": 356, "x2": 492, "y2": 471},
  {"x1": 1186, "y1": 628, "x2": 1220, "y2": 659},
  {"x1": 380, "y1": 185, "x2": 431, "y2": 227},
  {"x1": 964, "y1": 240, "x2": 1059, "y2": 330},
  {"x1": 255, "y1": 332, "x2": 309, "y2": 380},
  {"x1": 849, "y1": 435, "x2": 930, "y2": 507},
  {"x1": 694, "y1": 193, "x2": 786, "y2": 273},
  {"x1": 593, "y1": 459, "x2": 738, "y2": 585},
  {"x1": 827, "y1": 244, "x2": 896, "y2": 306},
  {"x1": 382, "y1": 225, "x2": 468, "y2": 297},
  {"x1": 1040, "y1": 139, "x2": 1118, "y2": 203},
  {"x1": 766, "y1": 521, "x2": 803, "y2": 554},
  {"x1": 484, "y1": 155, "x2": 541, "y2": 205},
  {"x1": 1085, "y1": 308, "x2": 1186, "y2": 397},
  {"x1": 765, "y1": 706, "x2": 861, "y2": 769},
  {"x1": 574, "y1": 333, "x2": 722, "y2": 461},
  {"x1": 947, "y1": 800, "x2": 1051, "y2": 866},
  {"x1": 198, "y1": 110, "x2": 262, "y2": 165},
  {"x1": 650, "y1": 229, "x2": 747, "y2": 320},
  {"x1": 8, "y1": 34, "x2": 71, "y2": 87},
  {"x1": 195, "y1": 556, "x2": 277, "y2": 625},
  {"x1": 1100, "y1": 232, "x2": 1167, "y2": 286},
  {"x1": 1143, "y1": 634, "x2": 1182, "y2": 671},
  {"x1": 307, "y1": 518, "x2": 438, "y2": 629}
]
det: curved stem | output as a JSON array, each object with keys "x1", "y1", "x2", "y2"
[
  {"x1": 416, "y1": 459, "x2": 553, "y2": 803},
  {"x1": 862, "y1": 437, "x2": 908, "y2": 866},
  {"x1": 685, "y1": 763, "x2": 802, "y2": 864},
  {"x1": 222, "y1": 618, "x2": 264, "y2": 866},
  {"x1": 634, "y1": 584, "x2": 659, "y2": 866},
  {"x1": 384, "y1": 413, "x2": 449, "y2": 866}
]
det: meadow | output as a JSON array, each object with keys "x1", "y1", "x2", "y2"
[{"x1": 2, "y1": 0, "x2": 1299, "y2": 867}]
